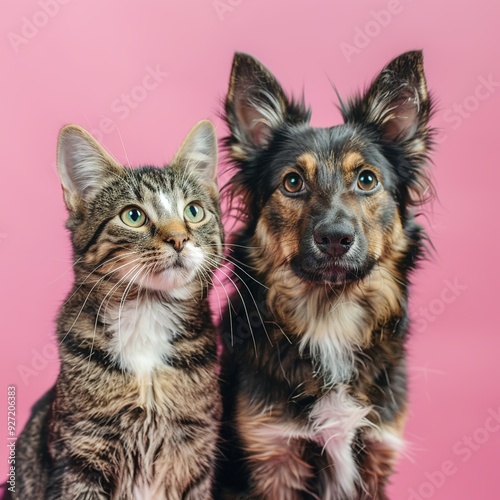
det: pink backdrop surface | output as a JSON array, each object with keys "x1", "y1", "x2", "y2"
[{"x1": 1, "y1": 1, "x2": 499, "y2": 498}]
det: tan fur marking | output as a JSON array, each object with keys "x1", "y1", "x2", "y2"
[
  {"x1": 296, "y1": 152, "x2": 318, "y2": 181},
  {"x1": 341, "y1": 151, "x2": 365, "y2": 173},
  {"x1": 157, "y1": 219, "x2": 188, "y2": 238}
]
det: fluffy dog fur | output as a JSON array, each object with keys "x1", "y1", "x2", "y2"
[{"x1": 217, "y1": 51, "x2": 434, "y2": 499}]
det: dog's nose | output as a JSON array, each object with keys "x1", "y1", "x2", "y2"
[
  {"x1": 165, "y1": 231, "x2": 189, "y2": 252},
  {"x1": 314, "y1": 223, "x2": 355, "y2": 257}
]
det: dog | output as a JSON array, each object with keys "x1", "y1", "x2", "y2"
[{"x1": 217, "y1": 50, "x2": 434, "y2": 499}]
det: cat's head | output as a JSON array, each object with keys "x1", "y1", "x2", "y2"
[{"x1": 57, "y1": 121, "x2": 223, "y2": 296}]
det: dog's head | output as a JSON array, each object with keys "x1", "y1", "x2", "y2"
[{"x1": 224, "y1": 51, "x2": 433, "y2": 287}]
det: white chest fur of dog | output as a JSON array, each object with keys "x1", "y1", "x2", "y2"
[
  {"x1": 251, "y1": 387, "x2": 377, "y2": 499},
  {"x1": 309, "y1": 389, "x2": 403, "y2": 499},
  {"x1": 270, "y1": 272, "x2": 372, "y2": 386},
  {"x1": 298, "y1": 294, "x2": 368, "y2": 385},
  {"x1": 254, "y1": 387, "x2": 401, "y2": 499},
  {"x1": 308, "y1": 387, "x2": 374, "y2": 498}
]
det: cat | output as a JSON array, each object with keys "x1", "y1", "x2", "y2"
[{"x1": 8, "y1": 120, "x2": 223, "y2": 500}]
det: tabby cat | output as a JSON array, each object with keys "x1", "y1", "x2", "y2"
[{"x1": 9, "y1": 121, "x2": 223, "y2": 500}]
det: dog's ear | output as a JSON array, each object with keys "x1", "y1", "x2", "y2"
[
  {"x1": 225, "y1": 53, "x2": 309, "y2": 160},
  {"x1": 342, "y1": 50, "x2": 432, "y2": 157}
]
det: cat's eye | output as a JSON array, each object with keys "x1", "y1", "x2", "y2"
[
  {"x1": 283, "y1": 172, "x2": 304, "y2": 194},
  {"x1": 184, "y1": 203, "x2": 205, "y2": 223},
  {"x1": 357, "y1": 170, "x2": 378, "y2": 191},
  {"x1": 120, "y1": 206, "x2": 147, "y2": 228}
]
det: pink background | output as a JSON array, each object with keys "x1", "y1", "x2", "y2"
[{"x1": 1, "y1": 1, "x2": 499, "y2": 498}]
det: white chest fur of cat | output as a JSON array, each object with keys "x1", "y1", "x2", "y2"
[
  {"x1": 106, "y1": 296, "x2": 208, "y2": 500},
  {"x1": 107, "y1": 297, "x2": 180, "y2": 376}
]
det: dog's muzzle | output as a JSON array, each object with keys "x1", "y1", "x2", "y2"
[
  {"x1": 313, "y1": 220, "x2": 355, "y2": 258},
  {"x1": 291, "y1": 211, "x2": 370, "y2": 286}
]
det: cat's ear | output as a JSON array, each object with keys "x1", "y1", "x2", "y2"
[
  {"x1": 225, "y1": 53, "x2": 309, "y2": 160},
  {"x1": 341, "y1": 50, "x2": 432, "y2": 155},
  {"x1": 57, "y1": 125, "x2": 124, "y2": 210},
  {"x1": 172, "y1": 120, "x2": 218, "y2": 183}
]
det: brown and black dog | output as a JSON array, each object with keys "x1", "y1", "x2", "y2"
[{"x1": 218, "y1": 51, "x2": 434, "y2": 499}]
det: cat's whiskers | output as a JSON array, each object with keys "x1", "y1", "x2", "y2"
[
  {"x1": 96, "y1": 262, "x2": 144, "y2": 328},
  {"x1": 209, "y1": 242, "x2": 267, "y2": 250},
  {"x1": 87, "y1": 255, "x2": 160, "y2": 373},
  {"x1": 116, "y1": 263, "x2": 150, "y2": 368},
  {"x1": 62, "y1": 251, "x2": 139, "y2": 307},
  {"x1": 216, "y1": 258, "x2": 272, "y2": 347},
  {"x1": 206, "y1": 252, "x2": 268, "y2": 290},
  {"x1": 204, "y1": 252, "x2": 270, "y2": 346},
  {"x1": 194, "y1": 267, "x2": 209, "y2": 301},
  {"x1": 86, "y1": 262, "x2": 145, "y2": 372},
  {"x1": 198, "y1": 262, "x2": 222, "y2": 301},
  {"x1": 183, "y1": 267, "x2": 206, "y2": 303},
  {"x1": 16, "y1": 121, "x2": 224, "y2": 497},
  {"x1": 60, "y1": 255, "x2": 147, "y2": 346},
  {"x1": 204, "y1": 256, "x2": 260, "y2": 355},
  {"x1": 221, "y1": 252, "x2": 260, "y2": 272},
  {"x1": 205, "y1": 243, "x2": 265, "y2": 274},
  {"x1": 46, "y1": 256, "x2": 85, "y2": 285},
  {"x1": 113, "y1": 123, "x2": 132, "y2": 169},
  {"x1": 121, "y1": 262, "x2": 160, "y2": 351},
  {"x1": 208, "y1": 272, "x2": 235, "y2": 344}
]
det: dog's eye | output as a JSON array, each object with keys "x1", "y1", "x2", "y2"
[
  {"x1": 283, "y1": 172, "x2": 304, "y2": 194},
  {"x1": 357, "y1": 170, "x2": 378, "y2": 191}
]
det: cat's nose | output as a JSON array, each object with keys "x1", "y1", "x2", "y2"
[{"x1": 165, "y1": 231, "x2": 189, "y2": 252}]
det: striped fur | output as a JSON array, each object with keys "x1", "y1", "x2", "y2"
[{"x1": 11, "y1": 121, "x2": 223, "y2": 500}]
